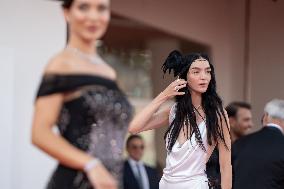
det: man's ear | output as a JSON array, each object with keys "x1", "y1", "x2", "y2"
[{"x1": 262, "y1": 112, "x2": 269, "y2": 125}]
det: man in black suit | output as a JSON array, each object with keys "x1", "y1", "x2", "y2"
[
  {"x1": 123, "y1": 135, "x2": 160, "y2": 189},
  {"x1": 233, "y1": 99, "x2": 284, "y2": 189}
]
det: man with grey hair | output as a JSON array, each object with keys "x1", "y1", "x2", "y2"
[
  {"x1": 262, "y1": 99, "x2": 284, "y2": 132},
  {"x1": 232, "y1": 99, "x2": 284, "y2": 189}
]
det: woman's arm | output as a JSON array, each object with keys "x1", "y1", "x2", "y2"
[
  {"x1": 218, "y1": 110, "x2": 232, "y2": 189},
  {"x1": 31, "y1": 59, "x2": 117, "y2": 189},
  {"x1": 32, "y1": 93, "x2": 117, "y2": 189},
  {"x1": 128, "y1": 79, "x2": 187, "y2": 134},
  {"x1": 32, "y1": 94, "x2": 93, "y2": 170}
]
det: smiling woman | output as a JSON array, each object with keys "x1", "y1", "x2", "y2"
[{"x1": 31, "y1": 0, "x2": 133, "y2": 189}]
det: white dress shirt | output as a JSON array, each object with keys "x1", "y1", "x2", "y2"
[
  {"x1": 128, "y1": 158, "x2": 150, "y2": 189},
  {"x1": 267, "y1": 123, "x2": 284, "y2": 135}
]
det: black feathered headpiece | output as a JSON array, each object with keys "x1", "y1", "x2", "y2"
[
  {"x1": 162, "y1": 50, "x2": 187, "y2": 77},
  {"x1": 162, "y1": 50, "x2": 211, "y2": 78}
]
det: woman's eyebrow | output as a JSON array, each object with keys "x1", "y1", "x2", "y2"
[{"x1": 190, "y1": 67, "x2": 211, "y2": 70}]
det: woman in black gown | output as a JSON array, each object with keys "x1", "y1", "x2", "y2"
[{"x1": 31, "y1": 0, "x2": 132, "y2": 189}]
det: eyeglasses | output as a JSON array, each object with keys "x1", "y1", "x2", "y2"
[{"x1": 130, "y1": 145, "x2": 144, "y2": 150}]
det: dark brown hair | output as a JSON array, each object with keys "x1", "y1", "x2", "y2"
[
  {"x1": 53, "y1": 0, "x2": 74, "y2": 9},
  {"x1": 126, "y1": 135, "x2": 143, "y2": 148}
]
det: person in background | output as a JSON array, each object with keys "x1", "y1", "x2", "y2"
[
  {"x1": 123, "y1": 135, "x2": 160, "y2": 189},
  {"x1": 225, "y1": 102, "x2": 253, "y2": 143},
  {"x1": 233, "y1": 99, "x2": 284, "y2": 189}
]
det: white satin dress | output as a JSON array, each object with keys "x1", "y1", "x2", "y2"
[{"x1": 159, "y1": 104, "x2": 209, "y2": 189}]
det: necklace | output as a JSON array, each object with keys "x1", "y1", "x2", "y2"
[
  {"x1": 65, "y1": 46, "x2": 103, "y2": 64},
  {"x1": 194, "y1": 104, "x2": 201, "y2": 110},
  {"x1": 193, "y1": 105, "x2": 206, "y2": 121}
]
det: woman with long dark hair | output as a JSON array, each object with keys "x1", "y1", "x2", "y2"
[
  {"x1": 31, "y1": 0, "x2": 132, "y2": 189},
  {"x1": 129, "y1": 50, "x2": 232, "y2": 189}
]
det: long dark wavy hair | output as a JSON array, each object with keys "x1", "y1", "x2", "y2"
[{"x1": 162, "y1": 50, "x2": 230, "y2": 152}]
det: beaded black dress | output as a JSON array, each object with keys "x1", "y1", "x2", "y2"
[{"x1": 36, "y1": 74, "x2": 133, "y2": 189}]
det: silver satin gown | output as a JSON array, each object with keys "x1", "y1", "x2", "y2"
[{"x1": 159, "y1": 103, "x2": 209, "y2": 189}]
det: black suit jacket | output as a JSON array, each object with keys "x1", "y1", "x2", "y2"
[
  {"x1": 123, "y1": 160, "x2": 160, "y2": 189},
  {"x1": 232, "y1": 126, "x2": 284, "y2": 189}
]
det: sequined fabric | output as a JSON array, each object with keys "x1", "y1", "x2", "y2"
[{"x1": 36, "y1": 74, "x2": 133, "y2": 189}]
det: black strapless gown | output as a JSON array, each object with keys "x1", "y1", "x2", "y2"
[{"x1": 36, "y1": 74, "x2": 133, "y2": 189}]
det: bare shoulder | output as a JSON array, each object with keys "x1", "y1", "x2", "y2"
[
  {"x1": 44, "y1": 50, "x2": 74, "y2": 74},
  {"x1": 221, "y1": 108, "x2": 230, "y2": 130},
  {"x1": 222, "y1": 108, "x2": 229, "y2": 121},
  {"x1": 223, "y1": 108, "x2": 228, "y2": 116}
]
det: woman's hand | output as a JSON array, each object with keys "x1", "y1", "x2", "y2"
[
  {"x1": 87, "y1": 163, "x2": 117, "y2": 189},
  {"x1": 161, "y1": 78, "x2": 187, "y2": 100}
]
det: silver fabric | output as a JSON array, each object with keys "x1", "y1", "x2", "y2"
[{"x1": 160, "y1": 103, "x2": 209, "y2": 189}]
